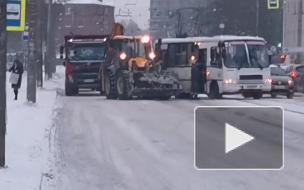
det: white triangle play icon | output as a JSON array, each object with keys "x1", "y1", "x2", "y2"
[{"x1": 225, "y1": 123, "x2": 255, "y2": 154}]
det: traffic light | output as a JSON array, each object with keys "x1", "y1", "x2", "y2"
[{"x1": 268, "y1": 0, "x2": 279, "y2": 9}]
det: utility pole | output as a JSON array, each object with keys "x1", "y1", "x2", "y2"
[
  {"x1": 295, "y1": 0, "x2": 304, "y2": 63},
  {"x1": 36, "y1": 0, "x2": 43, "y2": 87},
  {"x1": 27, "y1": 0, "x2": 37, "y2": 103},
  {"x1": 0, "y1": 0, "x2": 7, "y2": 167},
  {"x1": 298, "y1": 0, "x2": 303, "y2": 48}
]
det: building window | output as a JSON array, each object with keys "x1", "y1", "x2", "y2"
[{"x1": 65, "y1": 7, "x2": 71, "y2": 15}]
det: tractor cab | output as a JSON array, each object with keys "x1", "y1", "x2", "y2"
[
  {"x1": 108, "y1": 35, "x2": 156, "y2": 72},
  {"x1": 100, "y1": 25, "x2": 180, "y2": 100}
]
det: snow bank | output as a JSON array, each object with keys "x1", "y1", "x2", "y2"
[{"x1": 0, "y1": 67, "x2": 64, "y2": 190}]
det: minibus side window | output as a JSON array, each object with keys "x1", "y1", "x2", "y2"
[
  {"x1": 175, "y1": 44, "x2": 188, "y2": 66},
  {"x1": 210, "y1": 46, "x2": 221, "y2": 68},
  {"x1": 168, "y1": 44, "x2": 177, "y2": 66},
  {"x1": 161, "y1": 49, "x2": 168, "y2": 68},
  {"x1": 198, "y1": 49, "x2": 207, "y2": 66}
]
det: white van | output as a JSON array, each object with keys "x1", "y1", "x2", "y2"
[{"x1": 156, "y1": 36, "x2": 272, "y2": 99}]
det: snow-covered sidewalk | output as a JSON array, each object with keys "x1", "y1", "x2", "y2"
[{"x1": 0, "y1": 67, "x2": 64, "y2": 190}]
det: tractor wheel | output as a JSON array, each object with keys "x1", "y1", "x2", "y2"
[
  {"x1": 65, "y1": 81, "x2": 78, "y2": 96},
  {"x1": 105, "y1": 74, "x2": 117, "y2": 99},
  {"x1": 116, "y1": 72, "x2": 132, "y2": 100}
]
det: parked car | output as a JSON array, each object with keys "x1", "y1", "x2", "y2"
[
  {"x1": 283, "y1": 64, "x2": 304, "y2": 92},
  {"x1": 269, "y1": 66, "x2": 294, "y2": 99},
  {"x1": 293, "y1": 65, "x2": 304, "y2": 92}
]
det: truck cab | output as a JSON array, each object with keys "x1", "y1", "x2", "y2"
[{"x1": 60, "y1": 35, "x2": 108, "y2": 96}]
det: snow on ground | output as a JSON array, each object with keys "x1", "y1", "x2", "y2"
[{"x1": 0, "y1": 67, "x2": 64, "y2": 190}]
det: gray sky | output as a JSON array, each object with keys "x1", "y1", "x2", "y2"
[
  {"x1": 109, "y1": 0, "x2": 150, "y2": 29},
  {"x1": 70, "y1": 0, "x2": 150, "y2": 29}
]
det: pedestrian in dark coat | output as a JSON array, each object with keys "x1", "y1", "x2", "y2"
[{"x1": 9, "y1": 59, "x2": 24, "y2": 100}]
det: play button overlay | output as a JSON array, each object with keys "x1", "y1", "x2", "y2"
[
  {"x1": 195, "y1": 106, "x2": 283, "y2": 170},
  {"x1": 225, "y1": 123, "x2": 255, "y2": 154}
]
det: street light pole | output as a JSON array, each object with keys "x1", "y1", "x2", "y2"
[
  {"x1": 256, "y1": 0, "x2": 260, "y2": 36},
  {"x1": 0, "y1": 0, "x2": 7, "y2": 167}
]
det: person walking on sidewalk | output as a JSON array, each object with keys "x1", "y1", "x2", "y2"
[{"x1": 9, "y1": 59, "x2": 24, "y2": 100}]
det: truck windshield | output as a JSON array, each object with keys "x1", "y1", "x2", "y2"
[
  {"x1": 224, "y1": 41, "x2": 269, "y2": 69},
  {"x1": 68, "y1": 43, "x2": 106, "y2": 61}
]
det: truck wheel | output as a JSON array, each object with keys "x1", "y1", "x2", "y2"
[
  {"x1": 116, "y1": 72, "x2": 132, "y2": 100},
  {"x1": 287, "y1": 92, "x2": 294, "y2": 99},
  {"x1": 242, "y1": 92, "x2": 252, "y2": 98},
  {"x1": 208, "y1": 82, "x2": 221, "y2": 99},
  {"x1": 105, "y1": 74, "x2": 117, "y2": 99},
  {"x1": 176, "y1": 93, "x2": 191, "y2": 99},
  {"x1": 159, "y1": 95, "x2": 171, "y2": 100},
  {"x1": 253, "y1": 92, "x2": 263, "y2": 99},
  {"x1": 271, "y1": 93, "x2": 277, "y2": 98},
  {"x1": 65, "y1": 81, "x2": 77, "y2": 96}
]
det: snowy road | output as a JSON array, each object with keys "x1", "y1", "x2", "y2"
[{"x1": 55, "y1": 93, "x2": 304, "y2": 190}]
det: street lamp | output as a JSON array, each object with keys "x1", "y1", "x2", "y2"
[{"x1": 219, "y1": 23, "x2": 225, "y2": 35}]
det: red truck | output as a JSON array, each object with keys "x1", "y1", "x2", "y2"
[{"x1": 59, "y1": 35, "x2": 108, "y2": 96}]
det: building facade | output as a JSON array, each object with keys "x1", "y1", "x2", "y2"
[
  {"x1": 283, "y1": 0, "x2": 303, "y2": 50},
  {"x1": 150, "y1": 0, "x2": 209, "y2": 38},
  {"x1": 150, "y1": 0, "x2": 283, "y2": 46}
]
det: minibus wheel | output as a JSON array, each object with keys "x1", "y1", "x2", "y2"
[{"x1": 253, "y1": 92, "x2": 263, "y2": 99}]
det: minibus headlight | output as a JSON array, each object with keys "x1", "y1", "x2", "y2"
[
  {"x1": 264, "y1": 78, "x2": 272, "y2": 85},
  {"x1": 224, "y1": 79, "x2": 237, "y2": 84}
]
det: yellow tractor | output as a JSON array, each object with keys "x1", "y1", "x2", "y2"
[{"x1": 100, "y1": 24, "x2": 181, "y2": 100}]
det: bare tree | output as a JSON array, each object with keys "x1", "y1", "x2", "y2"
[
  {"x1": 27, "y1": 0, "x2": 37, "y2": 103},
  {"x1": 36, "y1": 0, "x2": 43, "y2": 87},
  {"x1": 45, "y1": 0, "x2": 54, "y2": 79},
  {"x1": 0, "y1": 0, "x2": 7, "y2": 167},
  {"x1": 121, "y1": 19, "x2": 142, "y2": 35}
]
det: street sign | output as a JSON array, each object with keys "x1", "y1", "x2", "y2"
[
  {"x1": 22, "y1": 25, "x2": 29, "y2": 41},
  {"x1": 6, "y1": 0, "x2": 26, "y2": 32},
  {"x1": 268, "y1": 0, "x2": 280, "y2": 9}
]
